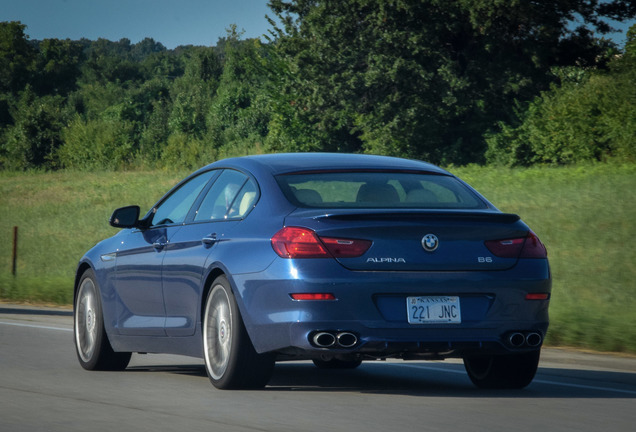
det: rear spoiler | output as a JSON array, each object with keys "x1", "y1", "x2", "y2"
[{"x1": 309, "y1": 210, "x2": 520, "y2": 224}]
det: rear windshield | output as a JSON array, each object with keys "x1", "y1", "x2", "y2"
[{"x1": 276, "y1": 171, "x2": 486, "y2": 209}]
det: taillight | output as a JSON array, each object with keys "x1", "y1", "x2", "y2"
[
  {"x1": 321, "y1": 237, "x2": 372, "y2": 258},
  {"x1": 485, "y1": 231, "x2": 547, "y2": 259},
  {"x1": 484, "y1": 237, "x2": 525, "y2": 257},
  {"x1": 271, "y1": 227, "x2": 371, "y2": 259},
  {"x1": 520, "y1": 231, "x2": 548, "y2": 258},
  {"x1": 271, "y1": 227, "x2": 329, "y2": 258}
]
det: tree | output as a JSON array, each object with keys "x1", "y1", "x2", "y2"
[
  {"x1": 81, "y1": 38, "x2": 144, "y2": 84},
  {"x1": 266, "y1": 0, "x2": 635, "y2": 164},
  {"x1": 129, "y1": 37, "x2": 167, "y2": 62},
  {"x1": 0, "y1": 21, "x2": 36, "y2": 95},
  {"x1": 0, "y1": 86, "x2": 68, "y2": 170},
  {"x1": 168, "y1": 47, "x2": 221, "y2": 138},
  {"x1": 33, "y1": 38, "x2": 84, "y2": 95},
  {"x1": 207, "y1": 27, "x2": 272, "y2": 157},
  {"x1": 486, "y1": 24, "x2": 636, "y2": 165}
]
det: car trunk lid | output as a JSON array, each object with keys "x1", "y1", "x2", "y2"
[{"x1": 283, "y1": 209, "x2": 527, "y2": 271}]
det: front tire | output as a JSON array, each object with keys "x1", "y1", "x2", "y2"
[
  {"x1": 202, "y1": 276, "x2": 274, "y2": 389},
  {"x1": 74, "y1": 269, "x2": 131, "y2": 371},
  {"x1": 463, "y1": 350, "x2": 540, "y2": 389}
]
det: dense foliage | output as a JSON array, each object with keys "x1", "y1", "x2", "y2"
[
  {"x1": 0, "y1": 1, "x2": 635, "y2": 170},
  {"x1": 486, "y1": 26, "x2": 636, "y2": 165},
  {"x1": 266, "y1": 0, "x2": 632, "y2": 164}
]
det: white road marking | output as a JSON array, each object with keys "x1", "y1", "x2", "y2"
[{"x1": 0, "y1": 321, "x2": 73, "y2": 332}]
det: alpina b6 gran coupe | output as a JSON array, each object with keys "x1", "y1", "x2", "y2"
[{"x1": 74, "y1": 153, "x2": 550, "y2": 389}]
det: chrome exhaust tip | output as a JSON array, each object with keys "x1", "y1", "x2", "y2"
[
  {"x1": 526, "y1": 332, "x2": 543, "y2": 347},
  {"x1": 336, "y1": 332, "x2": 358, "y2": 348},
  {"x1": 508, "y1": 332, "x2": 526, "y2": 347},
  {"x1": 312, "y1": 332, "x2": 336, "y2": 348}
]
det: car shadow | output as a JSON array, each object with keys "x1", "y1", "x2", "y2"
[
  {"x1": 126, "y1": 364, "x2": 208, "y2": 378},
  {"x1": 267, "y1": 361, "x2": 636, "y2": 398},
  {"x1": 126, "y1": 360, "x2": 636, "y2": 398}
]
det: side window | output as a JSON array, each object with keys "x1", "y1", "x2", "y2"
[
  {"x1": 151, "y1": 171, "x2": 215, "y2": 226},
  {"x1": 229, "y1": 179, "x2": 258, "y2": 218},
  {"x1": 195, "y1": 170, "x2": 256, "y2": 221}
]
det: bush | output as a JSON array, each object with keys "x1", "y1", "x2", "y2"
[
  {"x1": 57, "y1": 116, "x2": 136, "y2": 170},
  {"x1": 160, "y1": 132, "x2": 217, "y2": 170},
  {"x1": 486, "y1": 28, "x2": 636, "y2": 166},
  {"x1": 0, "y1": 88, "x2": 68, "y2": 170}
]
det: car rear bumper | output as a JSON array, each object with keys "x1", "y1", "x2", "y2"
[{"x1": 231, "y1": 258, "x2": 551, "y2": 359}]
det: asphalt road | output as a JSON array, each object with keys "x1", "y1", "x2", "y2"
[{"x1": 1, "y1": 304, "x2": 635, "y2": 432}]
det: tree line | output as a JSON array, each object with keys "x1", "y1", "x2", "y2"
[{"x1": 1, "y1": 0, "x2": 634, "y2": 171}]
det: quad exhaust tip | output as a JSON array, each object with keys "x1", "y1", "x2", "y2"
[
  {"x1": 312, "y1": 332, "x2": 336, "y2": 348},
  {"x1": 508, "y1": 332, "x2": 526, "y2": 347},
  {"x1": 336, "y1": 332, "x2": 358, "y2": 348},
  {"x1": 507, "y1": 331, "x2": 543, "y2": 348},
  {"x1": 311, "y1": 331, "x2": 358, "y2": 348},
  {"x1": 526, "y1": 332, "x2": 542, "y2": 347}
]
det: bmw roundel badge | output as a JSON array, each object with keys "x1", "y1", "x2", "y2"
[{"x1": 422, "y1": 234, "x2": 439, "y2": 252}]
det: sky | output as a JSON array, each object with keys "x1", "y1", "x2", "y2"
[
  {"x1": 1, "y1": 0, "x2": 634, "y2": 49},
  {"x1": 1, "y1": 0, "x2": 275, "y2": 49}
]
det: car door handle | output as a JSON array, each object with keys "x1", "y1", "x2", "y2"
[
  {"x1": 202, "y1": 234, "x2": 219, "y2": 247},
  {"x1": 152, "y1": 241, "x2": 167, "y2": 251},
  {"x1": 202, "y1": 234, "x2": 230, "y2": 247}
]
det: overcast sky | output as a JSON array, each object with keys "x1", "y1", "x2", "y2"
[{"x1": 1, "y1": 0, "x2": 634, "y2": 49}]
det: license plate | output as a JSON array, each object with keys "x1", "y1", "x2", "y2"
[{"x1": 407, "y1": 296, "x2": 461, "y2": 324}]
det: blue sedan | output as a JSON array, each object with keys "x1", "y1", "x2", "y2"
[{"x1": 73, "y1": 153, "x2": 550, "y2": 389}]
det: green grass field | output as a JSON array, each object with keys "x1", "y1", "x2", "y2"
[{"x1": 1, "y1": 164, "x2": 635, "y2": 353}]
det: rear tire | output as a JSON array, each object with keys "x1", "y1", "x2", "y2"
[
  {"x1": 202, "y1": 275, "x2": 274, "y2": 389},
  {"x1": 74, "y1": 269, "x2": 131, "y2": 371},
  {"x1": 463, "y1": 350, "x2": 540, "y2": 389}
]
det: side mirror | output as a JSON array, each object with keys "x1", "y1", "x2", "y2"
[{"x1": 109, "y1": 205, "x2": 140, "y2": 228}]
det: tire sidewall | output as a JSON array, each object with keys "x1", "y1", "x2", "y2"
[
  {"x1": 203, "y1": 276, "x2": 241, "y2": 388},
  {"x1": 74, "y1": 268, "x2": 106, "y2": 370}
]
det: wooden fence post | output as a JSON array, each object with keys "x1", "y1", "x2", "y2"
[{"x1": 12, "y1": 226, "x2": 18, "y2": 276}]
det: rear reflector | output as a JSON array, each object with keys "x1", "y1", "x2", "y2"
[
  {"x1": 290, "y1": 293, "x2": 336, "y2": 301},
  {"x1": 272, "y1": 226, "x2": 371, "y2": 259},
  {"x1": 525, "y1": 293, "x2": 550, "y2": 300},
  {"x1": 485, "y1": 231, "x2": 547, "y2": 259}
]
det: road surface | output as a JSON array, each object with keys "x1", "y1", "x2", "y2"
[{"x1": 1, "y1": 304, "x2": 635, "y2": 431}]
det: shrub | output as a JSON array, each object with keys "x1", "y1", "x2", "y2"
[{"x1": 57, "y1": 116, "x2": 136, "y2": 170}]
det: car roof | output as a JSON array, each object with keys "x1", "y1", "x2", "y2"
[{"x1": 202, "y1": 153, "x2": 449, "y2": 176}]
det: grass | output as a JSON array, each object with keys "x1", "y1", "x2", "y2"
[
  {"x1": 452, "y1": 164, "x2": 636, "y2": 352},
  {"x1": 1, "y1": 164, "x2": 635, "y2": 353},
  {"x1": 0, "y1": 170, "x2": 187, "y2": 303}
]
